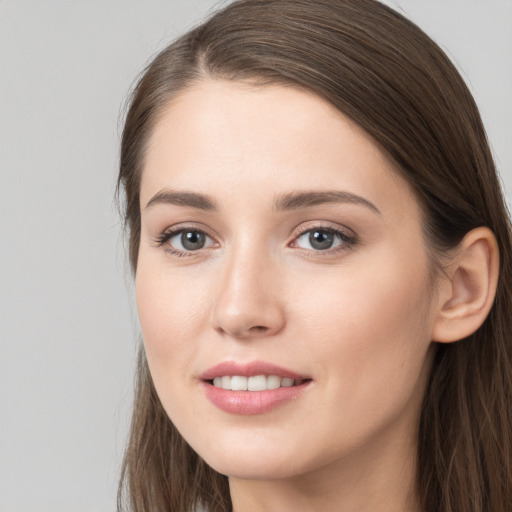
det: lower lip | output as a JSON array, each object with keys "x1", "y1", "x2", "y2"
[{"x1": 201, "y1": 381, "x2": 311, "y2": 415}]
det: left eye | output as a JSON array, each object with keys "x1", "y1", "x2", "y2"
[
  {"x1": 294, "y1": 228, "x2": 350, "y2": 251},
  {"x1": 168, "y1": 230, "x2": 215, "y2": 251}
]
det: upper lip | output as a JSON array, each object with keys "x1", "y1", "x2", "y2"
[{"x1": 199, "y1": 360, "x2": 308, "y2": 381}]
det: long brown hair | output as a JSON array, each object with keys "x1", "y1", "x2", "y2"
[{"x1": 117, "y1": 1, "x2": 512, "y2": 511}]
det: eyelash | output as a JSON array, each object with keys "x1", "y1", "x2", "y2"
[
  {"x1": 154, "y1": 224, "x2": 357, "y2": 258},
  {"x1": 153, "y1": 225, "x2": 216, "y2": 258},
  {"x1": 290, "y1": 224, "x2": 357, "y2": 255}
]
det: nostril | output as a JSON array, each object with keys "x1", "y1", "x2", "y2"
[{"x1": 250, "y1": 326, "x2": 268, "y2": 333}]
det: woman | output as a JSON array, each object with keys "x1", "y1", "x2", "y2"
[{"x1": 117, "y1": 0, "x2": 512, "y2": 511}]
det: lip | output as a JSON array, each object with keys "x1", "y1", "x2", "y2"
[
  {"x1": 199, "y1": 360, "x2": 307, "y2": 381},
  {"x1": 199, "y1": 360, "x2": 312, "y2": 415}
]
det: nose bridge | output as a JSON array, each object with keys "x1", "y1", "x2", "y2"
[{"x1": 212, "y1": 234, "x2": 285, "y2": 338}]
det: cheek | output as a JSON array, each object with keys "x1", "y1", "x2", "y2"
[
  {"x1": 293, "y1": 250, "x2": 434, "y2": 406},
  {"x1": 296, "y1": 250, "x2": 431, "y2": 337},
  {"x1": 135, "y1": 264, "x2": 216, "y2": 425},
  {"x1": 135, "y1": 264, "x2": 208, "y2": 380}
]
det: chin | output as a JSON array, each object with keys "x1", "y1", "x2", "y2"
[
  {"x1": 188, "y1": 431, "x2": 324, "y2": 481},
  {"x1": 205, "y1": 453, "x2": 303, "y2": 481}
]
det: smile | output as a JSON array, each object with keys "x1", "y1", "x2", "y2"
[
  {"x1": 211, "y1": 375, "x2": 304, "y2": 391},
  {"x1": 200, "y1": 361, "x2": 312, "y2": 415}
]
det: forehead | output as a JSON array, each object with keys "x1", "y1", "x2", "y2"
[{"x1": 141, "y1": 79, "x2": 418, "y2": 218}]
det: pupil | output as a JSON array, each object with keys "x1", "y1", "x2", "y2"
[
  {"x1": 182, "y1": 231, "x2": 205, "y2": 250},
  {"x1": 309, "y1": 230, "x2": 333, "y2": 250}
]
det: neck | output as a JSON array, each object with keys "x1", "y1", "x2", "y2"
[{"x1": 229, "y1": 417, "x2": 421, "y2": 512}]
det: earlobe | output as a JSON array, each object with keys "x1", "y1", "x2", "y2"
[{"x1": 432, "y1": 227, "x2": 499, "y2": 343}]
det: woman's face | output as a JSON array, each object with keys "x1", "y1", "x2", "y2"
[{"x1": 136, "y1": 80, "x2": 438, "y2": 480}]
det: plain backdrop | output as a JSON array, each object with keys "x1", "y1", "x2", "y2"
[{"x1": 0, "y1": 1, "x2": 511, "y2": 511}]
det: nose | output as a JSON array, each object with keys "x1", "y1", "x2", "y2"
[{"x1": 211, "y1": 246, "x2": 286, "y2": 340}]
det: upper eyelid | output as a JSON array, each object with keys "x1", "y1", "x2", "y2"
[
  {"x1": 290, "y1": 221, "x2": 355, "y2": 239},
  {"x1": 158, "y1": 221, "x2": 352, "y2": 236},
  {"x1": 161, "y1": 223, "x2": 217, "y2": 239}
]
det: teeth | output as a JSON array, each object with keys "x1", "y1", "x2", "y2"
[
  {"x1": 281, "y1": 377, "x2": 295, "y2": 387},
  {"x1": 267, "y1": 375, "x2": 281, "y2": 389},
  {"x1": 248, "y1": 375, "x2": 267, "y2": 391},
  {"x1": 231, "y1": 376, "x2": 248, "y2": 391},
  {"x1": 211, "y1": 375, "x2": 299, "y2": 391}
]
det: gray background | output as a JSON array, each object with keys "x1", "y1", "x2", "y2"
[{"x1": 0, "y1": 1, "x2": 510, "y2": 511}]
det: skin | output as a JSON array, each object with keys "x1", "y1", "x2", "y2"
[{"x1": 136, "y1": 80, "x2": 446, "y2": 512}]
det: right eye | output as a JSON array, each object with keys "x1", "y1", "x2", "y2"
[{"x1": 156, "y1": 228, "x2": 216, "y2": 255}]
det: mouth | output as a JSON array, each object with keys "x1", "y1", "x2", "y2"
[
  {"x1": 208, "y1": 375, "x2": 309, "y2": 391},
  {"x1": 200, "y1": 361, "x2": 312, "y2": 415}
]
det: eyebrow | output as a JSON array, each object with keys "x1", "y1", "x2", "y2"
[
  {"x1": 273, "y1": 190, "x2": 380, "y2": 214},
  {"x1": 144, "y1": 188, "x2": 380, "y2": 214},
  {"x1": 145, "y1": 189, "x2": 217, "y2": 210}
]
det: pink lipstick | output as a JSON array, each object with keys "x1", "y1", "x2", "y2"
[{"x1": 200, "y1": 361, "x2": 311, "y2": 415}]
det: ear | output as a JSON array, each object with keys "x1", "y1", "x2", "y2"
[{"x1": 432, "y1": 227, "x2": 499, "y2": 343}]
